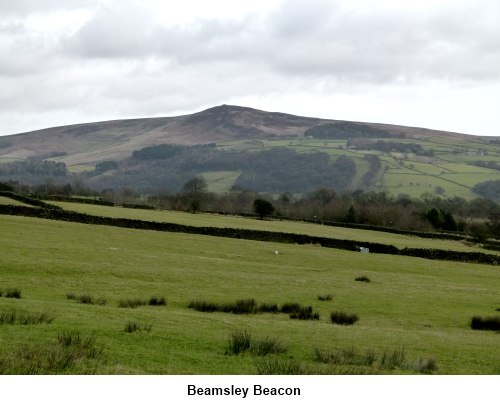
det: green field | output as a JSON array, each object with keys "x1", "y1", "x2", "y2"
[
  {"x1": 1, "y1": 212, "x2": 499, "y2": 374},
  {"x1": 199, "y1": 171, "x2": 242, "y2": 192},
  {"x1": 67, "y1": 164, "x2": 95, "y2": 173},
  {"x1": 0, "y1": 196, "x2": 32, "y2": 206},
  {"x1": 46, "y1": 202, "x2": 497, "y2": 253}
]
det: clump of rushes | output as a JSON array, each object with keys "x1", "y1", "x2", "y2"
[
  {"x1": 1, "y1": 288, "x2": 22, "y2": 299},
  {"x1": 314, "y1": 345, "x2": 438, "y2": 374},
  {"x1": 67, "y1": 293, "x2": 106, "y2": 305},
  {"x1": 95, "y1": 298, "x2": 107, "y2": 306},
  {"x1": 330, "y1": 311, "x2": 359, "y2": 325},
  {"x1": 188, "y1": 298, "x2": 277, "y2": 314},
  {"x1": 0, "y1": 309, "x2": 55, "y2": 325},
  {"x1": 258, "y1": 303, "x2": 279, "y2": 313},
  {"x1": 188, "y1": 300, "x2": 219, "y2": 312},
  {"x1": 118, "y1": 299, "x2": 147, "y2": 308},
  {"x1": 255, "y1": 358, "x2": 312, "y2": 375},
  {"x1": 226, "y1": 330, "x2": 287, "y2": 356},
  {"x1": 221, "y1": 299, "x2": 257, "y2": 314},
  {"x1": 317, "y1": 294, "x2": 333, "y2": 301},
  {"x1": 415, "y1": 357, "x2": 438, "y2": 374},
  {"x1": 250, "y1": 336, "x2": 287, "y2": 356},
  {"x1": 148, "y1": 296, "x2": 167, "y2": 306},
  {"x1": 470, "y1": 315, "x2": 500, "y2": 331},
  {"x1": 77, "y1": 294, "x2": 93, "y2": 304},
  {"x1": 315, "y1": 346, "x2": 364, "y2": 365},
  {"x1": 355, "y1": 276, "x2": 371, "y2": 283},
  {"x1": 124, "y1": 322, "x2": 152, "y2": 333},
  {"x1": 280, "y1": 303, "x2": 302, "y2": 314},
  {"x1": 289, "y1": 306, "x2": 320, "y2": 320},
  {"x1": 280, "y1": 303, "x2": 319, "y2": 320},
  {"x1": 227, "y1": 330, "x2": 252, "y2": 355},
  {"x1": 379, "y1": 348, "x2": 407, "y2": 369},
  {"x1": 0, "y1": 330, "x2": 105, "y2": 374},
  {"x1": 187, "y1": 299, "x2": 318, "y2": 319}
]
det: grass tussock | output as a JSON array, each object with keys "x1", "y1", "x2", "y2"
[
  {"x1": 314, "y1": 346, "x2": 438, "y2": 374},
  {"x1": 227, "y1": 330, "x2": 287, "y2": 356},
  {"x1": 118, "y1": 299, "x2": 147, "y2": 308},
  {"x1": 470, "y1": 316, "x2": 500, "y2": 331},
  {"x1": 355, "y1": 276, "x2": 371, "y2": 283},
  {"x1": 188, "y1": 300, "x2": 219, "y2": 312},
  {"x1": 330, "y1": 311, "x2": 359, "y2": 325},
  {"x1": 77, "y1": 294, "x2": 93, "y2": 304},
  {"x1": 255, "y1": 357, "x2": 313, "y2": 375},
  {"x1": 280, "y1": 302, "x2": 320, "y2": 320},
  {"x1": 221, "y1": 299, "x2": 257, "y2": 314},
  {"x1": 0, "y1": 309, "x2": 55, "y2": 325},
  {"x1": 256, "y1": 356, "x2": 382, "y2": 375},
  {"x1": 0, "y1": 288, "x2": 22, "y2": 299},
  {"x1": 379, "y1": 348, "x2": 407, "y2": 369},
  {"x1": 317, "y1": 294, "x2": 333, "y2": 301},
  {"x1": 257, "y1": 303, "x2": 279, "y2": 313},
  {"x1": 118, "y1": 297, "x2": 167, "y2": 308},
  {"x1": 251, "y1": 336, "x2": 288, "y2": 356},
  {"x1": 279, "y1": 302, "x2": 302, "y2": 314},
  {"x1": 188, "y1": 299, "x2": 319, "y2": 320},
  {"x1": 289, "y1": 306, "x2": 320, "y2": 320},
  {"x1": 148, "y1": 296, "x2": 167, "y2": 306},
  {"x1": 227, "y1": 330, "x2": 252, "y2": 355},
  {"x1": 315, "y1": 346, "x2": 375, "y2": 367},
  {"x1": 124, "y1": 322, "x2": 152, "y2": 333},
  {"x1": 414, "y1": 357, "x2": 439, "y2": 374},
  {"x1": 0, "y1": 330, "x2": 105, "y2": 374},
  {"x1": 67, "y1": 293, "x2": 106, "y2": 305}
]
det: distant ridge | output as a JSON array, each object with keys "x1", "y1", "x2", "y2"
[{"x1": 0, "y1": 104, "x2": 485, "y2": 166}]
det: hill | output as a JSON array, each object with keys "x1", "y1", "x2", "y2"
[{"x1": 1, "y1": 105, "x2": 500, "y2": 198}]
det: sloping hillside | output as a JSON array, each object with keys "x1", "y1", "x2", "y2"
[
  {"x1": 0, "y1": 104, "x2": 482, "y2": 166},
  {"x1": 0, "y1": 105, "x2": 499, "y2": 198}
]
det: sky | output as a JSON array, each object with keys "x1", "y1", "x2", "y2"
[{"x1": 0, "y1": 0, "x2": 499, "y2": 137}]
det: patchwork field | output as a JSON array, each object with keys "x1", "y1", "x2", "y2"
[
  {"x1": 214, "y1": 137, "x2": 500, "y2": 198},
  {"x1": 1, "y1": 213, "x2": 499, "y2": 374}
]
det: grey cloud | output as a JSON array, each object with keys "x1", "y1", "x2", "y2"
[
  {"x1": 64, "y1": 6, "x2": 159, "y2": 58},
  {"x1": 270, "y1": 0, "x2": 336, "y2": 38},
  {"x1": 0, "y1": 23, "x2": 60, "y2": 77},
  {"x1": 62, "y1": 0, "x2": 500, "y2": 85},
  {"x1": 264, "y1": 2, "x2": 500, "y2": 82},
  {"x1": 0, "y1": 0, "x2": 97, "y2": 16},
  {"x1": 1, "y1": 0, "x2": 499, "y2": 136}
]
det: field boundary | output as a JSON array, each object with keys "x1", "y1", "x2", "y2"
[{"x1": 0, "y1": 204, "x2": 498, "y2": 265}]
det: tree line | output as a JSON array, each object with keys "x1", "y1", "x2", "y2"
[{"x1": 4, "y1": 175, "x2": 498, "y2": 243}]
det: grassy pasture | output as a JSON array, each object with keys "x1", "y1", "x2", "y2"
[
  {"x1": 67, "y1": 164, "x2": 95, "y2": 173},
  {"x1": 0, "y1": 214, "x2": 499, "y2": 374},
  {"x1": 0, "y1": 196, "x2": 32, "y2": 207},
  {"x1": 213, "y1": 136, "x2": 500, "y2": 199},
  {"x1": 199, "y1": 171, "x2": 241, "y2": 192},
  {"x1": 382, "y1": 173, "x2": 476, "y2": 199},
  {"x1": 44, "y1": 201, "x2": 497, "y2": 253}
]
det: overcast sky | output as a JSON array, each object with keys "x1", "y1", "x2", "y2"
[{"x1": 1, "y1": 0, "x2": 499, "y2": 136}]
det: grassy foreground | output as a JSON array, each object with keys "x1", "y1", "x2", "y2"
[{"x1": 0, "y1": 214, "x2": 499, "y2": 374}]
